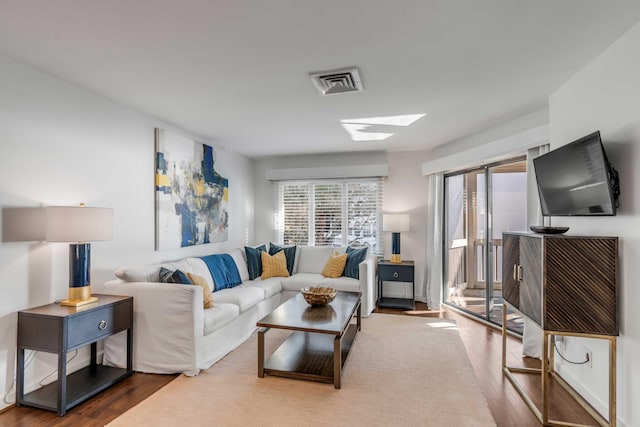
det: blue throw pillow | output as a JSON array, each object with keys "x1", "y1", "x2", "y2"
[
  {"x1": 269, "y1": 243, "x2": 296, "y2": 275},
  {"x1": 159, "y1": 267, "x2": 192, "y2": 284},
  {"x1": 245, "y1": 245, "x2": 267, "y2": 280},
  {"x1": 343, "y1": 246, "x2": 368, "y2": 279}
]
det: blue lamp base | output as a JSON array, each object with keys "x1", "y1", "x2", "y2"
[
  {"x1": 60, "y1": 243, "x2": 98, "y2": 307},
  {"x1": 390, "y1": 232, "x2": 402, "y2": 263}
]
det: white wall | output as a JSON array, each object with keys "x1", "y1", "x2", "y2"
[
  {"x1": 383, "y1": 151, "x2": 433, "y2": 303},
  {"x1": 422, "y1": 108, "x2": 549, "y2": 169},
  {"x1": 549, "y1": 22, "x2": 640, "y2": 426},
  {"x1": 0, "y1": 55, "x2": 254, "y2": 410}
]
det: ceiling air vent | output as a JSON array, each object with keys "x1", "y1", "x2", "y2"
[{"x1": 309, "y1": 67, "x2": 363, "y2": 95}]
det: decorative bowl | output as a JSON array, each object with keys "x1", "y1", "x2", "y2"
[
  {"x1": 530, "y1": 225, "x2": 570, "y2": 234},
  {"x1": 301, "y1": 287, "x2": 337, "y2": 306}
]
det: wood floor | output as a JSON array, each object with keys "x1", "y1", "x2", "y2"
[
  {"x1": 0, "y1": 302, "x2": 599, "y2": 426},
  {"x1": 376, "y1": 303, "x2": 599, "y2": 427},
  {"x1": 0, "y1": 371, "x2": 177, "y2": 426}
]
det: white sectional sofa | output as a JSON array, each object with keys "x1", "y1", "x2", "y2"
[{"x1": 102, "y1": 245, "x2": 376, "y2": 376}]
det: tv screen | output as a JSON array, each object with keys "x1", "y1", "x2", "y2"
[{"x1": 533, "y1": 131, "x2": 619, "y2": 216}]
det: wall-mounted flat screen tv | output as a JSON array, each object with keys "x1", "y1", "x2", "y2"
[{"x1": 533, "y1": 131, "x2": 619, "y2": 216}]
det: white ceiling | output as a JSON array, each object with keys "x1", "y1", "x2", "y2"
[{"x1": 1, "y1": 1, "x2": 640, "y2": 158}]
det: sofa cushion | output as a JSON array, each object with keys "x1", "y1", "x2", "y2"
[
  {"x1": 186, "y1": 258, "x2": 215, "y2": 291},
  {"x1": 161, "y1": 267, "x2": 218, "y2": 308},
  {"x1": 245, "y1": 245, "x2": 267, "y2": 280},
  {"x1": 318, "y1": 276, "x2": 360, "y2": 292},
  {"x1": 260, "y1": 250, "x2": 289, "y2": 279},
  {"x1": 268, "y1": 243, "x2": 296, "y2": 275},
  {"x1": 203, "y1": 303, "x2": 240, "y2": 335},
  {"x1": 281, "y1": 273, "x2": 324, "y2": 291},
  {"x1": 213, "y1": 286, "x2": 264, "y2": 312},
  {"x1": 344, "y1": 246, "x2": 368, "y2": 279},
  {"x1": 243, "y1": 277, "x2": 283, "y2": 299},
  {"x1": 160, "y1": 258, "x2": 193, "y2": 272},
  {"x1": 322, "y1": 253, "x2": 348, "y2": 278},
  {"x1": 229, "y1": 248, "x2": 250, "y2": 282},
  {"x1": 186, "y1": 272, "x2": 214, "y2": 309},
  {"x1": 114, "y1": 264, "x2": 160, "y2": 282},
  {"x1": 159, "y1": 267, "x2": 191, "y2": 284},
  {"x1": 296, "y1": 246, "x2": 343, "y2": 274}
]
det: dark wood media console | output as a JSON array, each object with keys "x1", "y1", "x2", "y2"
[
  {"x1": 501, "y1": 232, "x2": 618, "y2": 427},
  {"x1": 502, "y1": 232, "x2": 618, "y2": 335}
]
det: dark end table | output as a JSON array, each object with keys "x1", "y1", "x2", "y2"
[{"x1": 16, "y1": 294, "x2": 133, "y2": 416}]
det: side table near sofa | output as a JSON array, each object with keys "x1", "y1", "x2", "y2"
[
  {"x1": 377, "y1": 260, "x2": 415, "y2": 310},
  {"x1": 16, "y1": 295, "x2": 133, "y2": 416}
]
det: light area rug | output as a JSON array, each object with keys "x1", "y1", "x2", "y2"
[{"x1": 108, "y1": 314, "x2": 495, "y2": 426}]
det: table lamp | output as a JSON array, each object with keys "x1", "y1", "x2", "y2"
[
  {"x1": 383, "y1": 214, "x2": 410, "y2": 263},
  {"x1": 45, "y1": 205, "x2": 114, "y2": 306}
]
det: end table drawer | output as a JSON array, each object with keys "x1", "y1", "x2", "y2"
[
  {"x1": 67, "y1": 301, "x2": 130, "y2": 348},
  {"x1": 379, "y1": 266, "x2": 413, "y2": 282}
]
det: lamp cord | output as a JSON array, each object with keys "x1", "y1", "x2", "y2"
[
  {"x1": 3, "y1": 351, "x2": 36, "y2": 404},
  {"x1": 3, "y1": 349, "x2": 79, "y2": 404},
  {"x1": 39, "y1": 350, "x2": 78, "y2": 386}
]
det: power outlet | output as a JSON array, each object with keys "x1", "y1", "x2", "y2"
[{"x1": 585, "y1": 349, "x2": 593, "y2": 368}]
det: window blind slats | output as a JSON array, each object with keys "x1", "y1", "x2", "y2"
[
  {"x1": 275, "y1": 178, "x2": 383, "y2": 255},
  {"x1": 314, "y1": 183, "x2": 342, "y2": 247},
  {"x1": 280, "y1": 183, "x2": 308, "y2": 246}
]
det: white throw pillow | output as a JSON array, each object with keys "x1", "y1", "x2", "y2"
[
  {"x1": 230, "y1": 249, "x2": 250, "y2": 282},
  {"x1": 186, "y1": 258, "x2": 215, "y2": 292},
  {"x1": 114, "y1": 265, "x2": 161, "y2": 282},
  {"x1": 160, "y1": 259, "x2": 193, "y2": 275},
  {"x1": 296, "y1": 246, "x2": 339, "y2": 274}
]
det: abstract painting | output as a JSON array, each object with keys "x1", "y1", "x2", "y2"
[{"x1": 155, "y1": 128, "x2": 229, "y2": 250}]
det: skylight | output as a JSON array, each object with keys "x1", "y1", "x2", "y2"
[
  {"x1": 341, "y1": 123, "x2": 393, "y2": 141},
  {"x1": 340, "y1": 114, "x2": 426, "y2": 141},
  {"x1": 342, "y1": 114, "x2": 426, "y2": 127}
]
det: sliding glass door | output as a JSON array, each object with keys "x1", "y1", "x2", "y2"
[{"x1": 443, "y1": 157, "x2": 527, "y2": 332}]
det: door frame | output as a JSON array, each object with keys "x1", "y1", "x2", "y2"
[{"x1": 442, "y1": 155, "x2": 526, "y2": 327}]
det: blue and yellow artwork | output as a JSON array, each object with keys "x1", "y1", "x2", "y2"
[{"x1": 155, "y1": 128, "x2": 229, "y2": 250}]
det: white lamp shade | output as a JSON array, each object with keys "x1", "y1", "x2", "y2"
[
  {"x1": 45, "y1": 206, "x2": 114, "y2": 242},
  {"x1": 382, "y1": 214, "x2": 410, "y2": 232}
]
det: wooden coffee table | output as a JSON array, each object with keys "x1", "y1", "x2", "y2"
[{"x1": 257, "y1": 291, "x2": 361, "y2": 389}]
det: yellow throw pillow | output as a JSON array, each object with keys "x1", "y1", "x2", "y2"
[
  {"x1": 261, "y1": 250, "x2": 290, "y2": 279},
  {"x1": 186, "y1": 272, "x2": 214, "y2": 309},
  {"x1": 322, "y1": 253, "x2": 348, "y2": 278}
]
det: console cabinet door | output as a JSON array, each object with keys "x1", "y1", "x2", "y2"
[
  {"x1": 544, "y1": 237, "x2": 617, "y2": 335},
  {"x1": 519, "y1": 236, "x2": 542, "y2": 326},
  {"x1": 502, "y1": 233, "x2": 520, "y2": 309}
]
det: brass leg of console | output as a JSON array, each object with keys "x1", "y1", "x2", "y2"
[
  {"x1": 610, "y1": 337, "x2": 617, "y2": 427},
  {"x1": 501, "y1": 305, "x2": 617, "y2": 427}
]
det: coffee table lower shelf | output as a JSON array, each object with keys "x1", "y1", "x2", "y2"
[{"x1": 258, "y1": 323, "x2": 358, "y2": 389}]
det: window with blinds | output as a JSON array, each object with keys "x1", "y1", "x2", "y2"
[{"x1": 275, "y1": 178, "x2": 383, "y2": 254}]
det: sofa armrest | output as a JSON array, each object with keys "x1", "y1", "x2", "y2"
[
  {"x1": 102, "y1": 279, "x2": 204, "y2": 375},
  {"x1": 358, "y1": 253, "x2": 377, "y2": 317}
]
